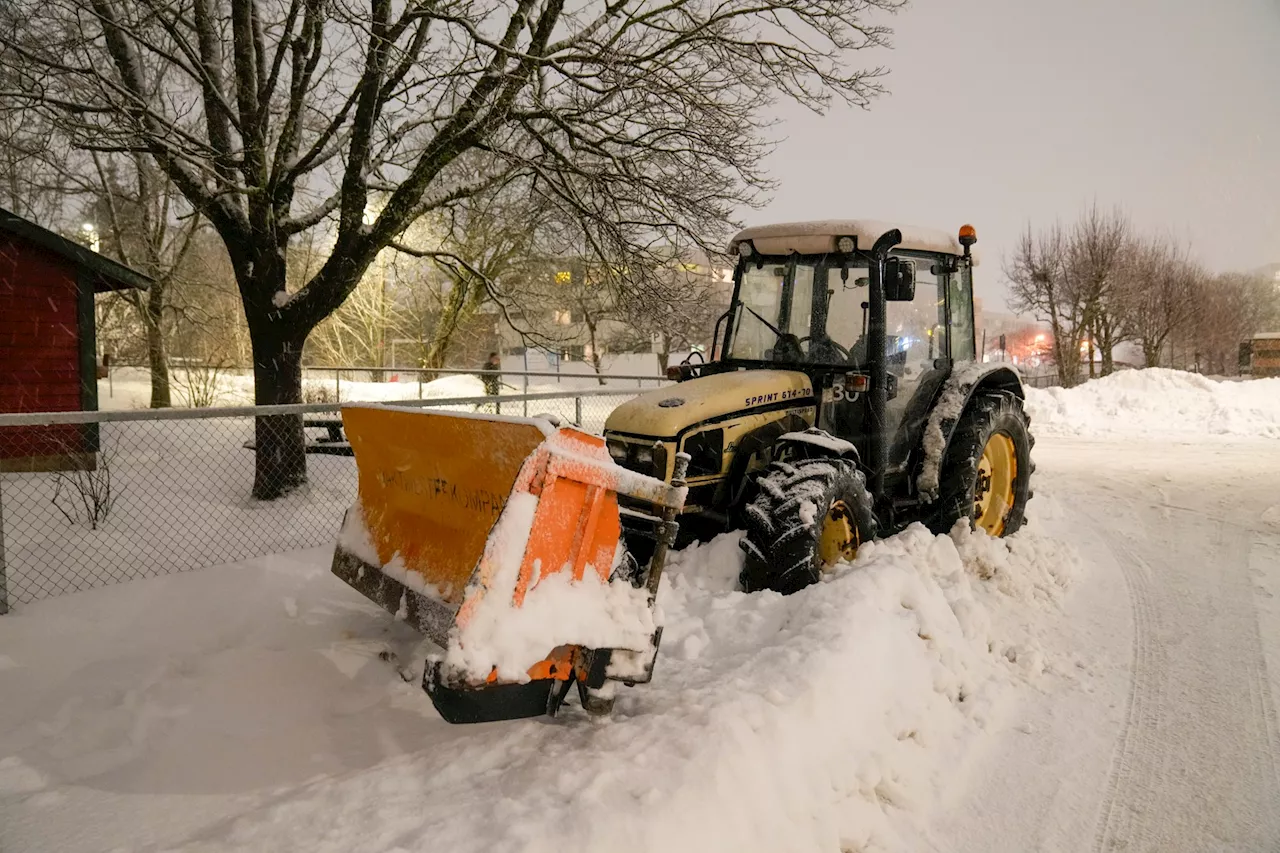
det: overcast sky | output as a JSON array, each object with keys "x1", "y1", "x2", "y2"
[{"x1": 752, "y1": 0, "x2": 1280, "y2": 314}]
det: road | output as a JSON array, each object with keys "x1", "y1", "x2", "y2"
[{"x1": 930, "y1": 437, "x2": 1280, "y2": 852}]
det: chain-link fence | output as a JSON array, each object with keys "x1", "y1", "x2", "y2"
[{"x1": 0, "y1": 389, "x2": 646, "y2": 611}]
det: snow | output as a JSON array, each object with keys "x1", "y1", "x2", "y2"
[
  {"x1": 1025, "y1": 368, "x2": 1280, "y2": 440},
  {"x1": 916, "y1": 362, "x2": 992, "y2": 501},
  {"x1": 271, "y1": 290, "x2": 290, "y2": 308},
  {"x1": 336, "y1": 502, "x2": 380, "y2": 567},
  {"x1": 731, "y1": 219, "x2": 974, "y2": 261},
  {"x1": 443, "y1": 492, "x2": 657, "y2": 682},
  {"x1": 779, "y1": 429, "x2": 857, "y2": 456},
  {"x1": 8, "y1": 368, "x2": 1280, "y2": 851},
  {"x1": 0, "y1": 514, "x2": 1083, "y2": 852},
  {"x1": 97, "y1": 359, "x2": 668, "y2": 411}
]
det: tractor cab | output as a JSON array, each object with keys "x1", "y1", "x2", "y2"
[{"x1": 705, "y1": 221, "x2": 979, "y2": 463}]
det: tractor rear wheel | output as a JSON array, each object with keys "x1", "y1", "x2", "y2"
[
  {"x1": 926, "y1": 391, "x2": 1033, "y2": 537},
  {"x1": 739, "y1": 457, "x2": 877, "y2": 595}
]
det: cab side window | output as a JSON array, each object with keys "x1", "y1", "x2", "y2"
[{"x1": 947, "y1": 264, "x2": 976, "y2": 363}]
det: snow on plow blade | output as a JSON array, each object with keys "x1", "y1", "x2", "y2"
[{"x1": 330, "y1": 404, "x2": 688, "y2": 723}]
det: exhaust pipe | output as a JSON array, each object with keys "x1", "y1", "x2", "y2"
[{"x1": 867, "y1": 229, "x2": 902, "y2": 509}]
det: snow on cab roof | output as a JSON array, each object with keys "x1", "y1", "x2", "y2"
[{"x1": 729, "y1": 219, "x2": 975, "y2": 262}]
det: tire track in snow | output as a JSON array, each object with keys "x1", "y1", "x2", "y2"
[
  {"x1": 1091, "y1": 508, "x2": 1280, "y2": 852},
  {"x1": 1091, "y1": 531, "x2": 1166, "y2": 853},
  {"x1": 1248, "y1": 534, "x2": 1280, "y2": 793}
]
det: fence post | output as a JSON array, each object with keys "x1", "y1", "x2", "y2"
[
  {"x1": 0, "y1": 477, "x2": 8, "y2": 615},
  {"x1": 575, "y1": 395, "x2": 583, "y2": 426},
  {"x1": 335, "y1": 369, "x2": 341, "y2": 401}
]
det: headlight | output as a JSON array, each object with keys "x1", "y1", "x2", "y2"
[
  {"x1": 606, "y1": 439, "x2": 629, "y2": 463},
  {"x1": 634, "y1": 446, "x2": 654, "y2": 465},
  {"x1": 837, "y1": 235, "x2": 855, "y2": 253},
  {"x1": 682, "y1": 429, "x2": 724, "y2": 477}
]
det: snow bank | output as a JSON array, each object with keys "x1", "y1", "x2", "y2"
[
  {"x1": 1025, "y1": 369, "x2": 1280, "y2": 439},
  {"x1": 75, "y1": 523, "x2": 1077, "y2": 853}
]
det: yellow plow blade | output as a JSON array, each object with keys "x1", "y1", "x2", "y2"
[
  {"x1": 341, "y1": 405, "x2": 547, "y2": 606},
  {"x1": 329, "y1": 404, "x2": 689, "y2": 724}
]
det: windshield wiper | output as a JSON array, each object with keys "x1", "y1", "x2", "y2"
[{"x1": 740, "y1": 303, "x2": 784, "y2": 339}]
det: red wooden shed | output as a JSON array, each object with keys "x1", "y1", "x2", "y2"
[{"x1": 0, "y1": 206, "x2": 151, "y2": 471}]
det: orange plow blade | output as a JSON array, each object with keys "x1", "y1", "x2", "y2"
[{"x1": 330, "y1": 404, "x2": 688, "y2": 723}]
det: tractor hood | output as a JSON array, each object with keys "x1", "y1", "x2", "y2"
[{"x1": 605, "y1": 369, "x2": 814, "y2": 439}]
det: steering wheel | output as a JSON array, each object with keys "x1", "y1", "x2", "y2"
[
  {"x1": 771, "y1": 334, "x2": 805, "y2": 363},
  {"x1": 799, "y1": 335, "x2": 851, "y2": 362}
]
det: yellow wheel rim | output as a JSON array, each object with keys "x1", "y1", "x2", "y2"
[
  {"x1": 818, "y1": 500, "x2": 859, "y2": 570},
  {"x1": 974, "y1": 432, "x2": 1017, "y2": 536}
]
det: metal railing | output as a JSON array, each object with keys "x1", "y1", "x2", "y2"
[
  {"x1": 0, "y1": 387, "x2": 653, "y2": 611},
  {"x1": 301, "y1": 366, "x2": 665, "y2": 402}
]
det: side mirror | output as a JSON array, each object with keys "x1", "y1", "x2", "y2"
[{"x1": 884, "y1": 258, "x2": 916, "y2": 302}]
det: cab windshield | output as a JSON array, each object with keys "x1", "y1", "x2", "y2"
[
  {"x1": 724, "y1": 253, "x2": 960, "y2": 369},
  {"x1": 725, "y1": 257, "x2": 872, "y2": 365}
]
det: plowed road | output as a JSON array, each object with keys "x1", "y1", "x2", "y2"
[{"x1": 932, "y1": 438, "x2": 1280, "y2": 852}]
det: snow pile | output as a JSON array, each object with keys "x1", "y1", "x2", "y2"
[
  {"x1": 1025, "y1": 369, "x2": 1280, "y2": 439},
  {"x1": 443, "y1": 493, "x2": 655, "y2": 681},
  {"x1": 125, "y1": 524, "x2": 1079, "y2": 853}
]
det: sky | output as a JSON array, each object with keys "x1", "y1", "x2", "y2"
[{"x1": 752, "y1": 0, "x2": 1280, "y2": 314}]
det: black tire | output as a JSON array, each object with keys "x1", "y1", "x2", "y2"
[
  {"x1": 739, "y1": 456, "x2": 877, "y2": 595},
  {"x1": 925, "y1": 391, "x2": 1034, "y2": 537}
]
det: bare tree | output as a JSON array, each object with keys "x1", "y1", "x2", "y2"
[
  {"x1": 1176, "y1": 271, "x2": 1276, "y2": 375},
  {"x1": 396, "y1": 191, "x2": 540, "y2": 372},
  {"x1": 1005, "y1": 223, "x2": 1087, "y2": 387},
  {"x1": 1115, "y1": 235, "x2": 1200, "y2": 368},
  {"x1": 1067, "y1": 203, "x2": 1130, "y2": 377},
  {"x1": 0, "y1": 81, "x2": 71, "y2": 222},
  {"x1": 612, "y1": 254, "x2": 731, "y2": 371},
  {"x1": 2, "y1": 0, "x2": 899, "y2": 498},
  {"x1": 308, "y1": 249, "x2": 405, "y2": 374},
  {"x1": 83, "y1": 154, "x2": 204, "y2": 407}
]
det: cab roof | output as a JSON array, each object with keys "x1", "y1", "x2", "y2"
[{"x1": 729, "y1": 219, "x2": 974, "y2": 263}]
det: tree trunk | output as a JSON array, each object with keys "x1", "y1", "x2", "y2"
[
  {"x1": 251, "y1": 329, "x2": 307, "y2": 500},
  {"x1": 144, "y1": 281, "x2": 171, "y2": 408},
  {"x1": 583, "y1": 313, "x2": 606, "y2": 385},
  {"x1": 656, "y1": 331, "x2": 671, "y2": 374},
  {"x1": 1086, "y1": 321, "x2": 1097, "y2": 379},
  {"x1": 420, "y1": 274, "x2": 483, "y2": 378},
  {"x1": 1142, "y1": 338, "x2": 1161, "y2": 368}
]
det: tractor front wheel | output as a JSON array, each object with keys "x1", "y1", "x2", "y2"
[
  {"x1": 927, "y1": 391, "x2": 1033, "y2": 537},
  {"x1": 739, "y1": 457, "x2": 877, "y2": 595}
]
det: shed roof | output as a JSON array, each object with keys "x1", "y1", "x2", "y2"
[{"x1": 0, "y1": 206, "x2": 152, "y2": 292}]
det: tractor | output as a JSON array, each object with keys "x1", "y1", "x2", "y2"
[
  {"x1": 603, "y1": 220, "x2": 1034, "y2": 594},
  {"x1": 328, "y1": 219, "x2": 1035, "y2": 723}
]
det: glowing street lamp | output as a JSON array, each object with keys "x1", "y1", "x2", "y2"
[{"x1": 81, "y1": 222, "x2": 100, "y2": 252}]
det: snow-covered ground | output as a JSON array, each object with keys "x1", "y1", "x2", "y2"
[
  {"x1": 99, "y1": 353, "x2": 668, "y2": 411},
  {"x1": 2, "y1": 369, "x2": 1279, "y2": 852},
  {"x1": 1025, "y1": 367, "x2": 1280, "y2": 440}
]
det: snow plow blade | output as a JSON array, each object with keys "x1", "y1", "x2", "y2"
[{"x1": 330, "y1": 404, "x2": 688, "y2": 723}]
